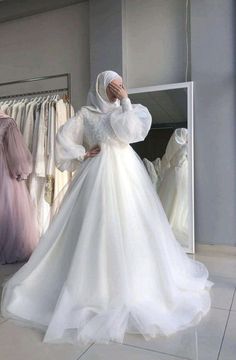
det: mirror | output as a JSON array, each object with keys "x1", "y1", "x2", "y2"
[{"x1": 128, "y1": 82, "x2": 195, "y2": 254}]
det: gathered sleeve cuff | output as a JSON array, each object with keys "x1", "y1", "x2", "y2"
[
  {"x1": 4, "y1": 119, "x2": 33, "y2": 180},
  {"x1": 109, "y1": 97, "x2": 152, "y2": 144},
  {"x1": 55, "y1": 111, "x2": 86, "y2": 172}
]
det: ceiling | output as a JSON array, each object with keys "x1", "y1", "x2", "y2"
[{"x1": 0, "y1": 0, "x2": 87, "y2": 23}]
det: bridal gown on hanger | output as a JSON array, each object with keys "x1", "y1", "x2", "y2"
[
  {"x1": 144, "y1": 129, "x2": 189, "y2": 247},
  {"x1": 1, "y1": 71, "x2": 213, "y2": 345},
  {"x1": 158, "y1": 128, "x2": 189, "y2": 247},
  {"x1": 0, "y1": 111, "x2": 39, "y2": 264}
]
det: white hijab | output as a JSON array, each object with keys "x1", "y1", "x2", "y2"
[{"x1": 85, "y1": 70, "x2": 122, "y2": 113}]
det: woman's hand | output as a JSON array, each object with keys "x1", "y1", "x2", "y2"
[
  {"x1": 108, "y1": 82, "x2": 128, "y2": 101},
  {"x1": 84, "y1": 145, "x2": 101, "y2": 160}
]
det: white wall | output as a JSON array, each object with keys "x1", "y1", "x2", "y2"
[
  {"x1": 124, "y1": 0, "x2": 236, "y2": 246},
  {"x1": 191, "y1": 0, "x2": 236, "y2": 245},
  {"x1": 124, "y1": 0, "x2": 188, "y2": 88},
  {"x1": 0, "y1": 2, "x2": 90, "y2": 110},
  {"x1": 89, "y1": 0, "x2": 123, "y2": 83}
]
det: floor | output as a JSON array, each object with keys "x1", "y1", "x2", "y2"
[{"x1": 0, "y1": 244, "x2": 236, "y2": 360}]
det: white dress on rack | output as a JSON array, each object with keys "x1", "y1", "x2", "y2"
[
  {"x1": 158, "y1": 129, "x2": 189, "y2": 247},
  {"x1": 1, "y1": 74, "x2": 213, "y2": 346},
  {"x1": 54, "y1": 99, "x2": 74, "y2": 201},
  {"x1": 22, "y1": 100, "x2": 37, "y2": 151}
]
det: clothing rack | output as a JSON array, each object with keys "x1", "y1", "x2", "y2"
[
  {"x1": 0, "y1": 73, "x2": 71, "y2": 101},
  {"x1": 0, "y1": 88, "x2": 68, "y2": 100},
  {"x1": 0, "y1": 73, "x2": 72, "y2": 116}
]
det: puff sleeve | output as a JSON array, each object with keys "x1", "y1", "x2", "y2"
[
  {"x1": 109, "y1": 97, "x2": 152, "y2": 144},
  {"x1": 55, "y1": 111, "x2": 86, "y2": 172},
  {"x1": 4, "y1": 119, "x2": 33, "y2": 180}
]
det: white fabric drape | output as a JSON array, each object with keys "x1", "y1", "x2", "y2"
[
  {"x1": 54, "y1": 99, "x2": 74, "y2": 199},
  {"x1": 55, "y1": 113, "x2": 86, "y2": 172},
  {"x1": 158, "y1": 129, "x2": 189, "y2": 247},
  {"x1": 143, "y1": 128, "x2": 189, "y2": 247}
]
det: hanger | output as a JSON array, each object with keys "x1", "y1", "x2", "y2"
[
  {"x1": 62, "y1": 93, "x2": 70, "y2": 103},
  {"x1": 7, "y1": 99, "x2": 13, "y2": 105}
]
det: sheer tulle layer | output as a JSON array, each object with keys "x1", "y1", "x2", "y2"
[
  {"x1": 0, "y1": 143, "x2": 39, "y2": 264},
  {"x1": 1, "y1": 142, "x2": 213, "y2": 344}
]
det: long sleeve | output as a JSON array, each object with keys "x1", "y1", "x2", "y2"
[
  {"x1": 4, "y1": 119, "x2": 33, "y2": 180},
  {"x1": 55, "y1": 111, "x2": 86, "y2": 172},
  {"x1": 109, "y1": 97, "x2": 152, "y2": 144}
]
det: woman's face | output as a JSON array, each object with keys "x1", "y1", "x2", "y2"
[{"x1": 106, "y1": 78, "x2": 123, "y2": 102}]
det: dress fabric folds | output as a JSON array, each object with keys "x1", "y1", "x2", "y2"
[
  {"x1": 1, "y1": 98, "x2": 213, "y2": 345},
  {"x1": 0, "y1": 115, "x2": 39, "y2": 264}
]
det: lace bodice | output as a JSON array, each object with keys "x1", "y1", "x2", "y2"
[
  {"x1": 81, "y1": 108, "x2": 120, "y2": 147},
  {"x1": 55, "y1": 98, "x2": 152, "y2": 172}
]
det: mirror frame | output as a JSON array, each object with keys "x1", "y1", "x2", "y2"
[{"x1": 128, "y1": 81, "x2": 195, "y2": 254}]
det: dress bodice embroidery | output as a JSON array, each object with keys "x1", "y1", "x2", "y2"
[{"x1": 82, "y1": 109, "x2": 118, "y2": 147}]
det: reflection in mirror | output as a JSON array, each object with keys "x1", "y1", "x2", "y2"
[{"x1": 128, "y1": 84, "x2": 194, "y2": 253}]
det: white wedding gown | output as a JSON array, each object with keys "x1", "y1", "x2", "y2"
[
  {"x1": 158, "y1": 129, "x2": 189, "y2": 247},
  {"x1": 1, "y1": 98, "x2": 213, "y2": 345}
]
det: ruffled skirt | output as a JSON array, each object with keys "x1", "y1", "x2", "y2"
[
  {"x1": 0, "y1": 144, "x2": 39, "y2": 264},
  {"x1": 1, "y1": 142, "x2": 213, "y2": 344}
]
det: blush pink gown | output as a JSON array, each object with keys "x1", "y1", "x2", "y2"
[{"x1": 0, "y1": 114, "x2": 39, "y2": 264}]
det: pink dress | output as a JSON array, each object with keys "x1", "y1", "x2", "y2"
[{"x1": 0, "y1": 114, "x2": 39, "y2": 264}]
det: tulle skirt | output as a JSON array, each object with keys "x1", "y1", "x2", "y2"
[
  {"x1": 0, "y1": 144, "x2": 39, "y2": 264},
  {"x1": 1, "y1": 142, "x2": 213, "y2": 344}
]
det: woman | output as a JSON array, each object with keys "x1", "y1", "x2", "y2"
[{"x1": 1, "y1": 71, "x2": 213, "y2": 345}]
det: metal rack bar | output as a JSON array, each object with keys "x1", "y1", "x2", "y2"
[
  {"x1": 0, "y1": 87, "x2": 68, "y2": 100},
  {"x1": 0, "y1": 73, "x2": 71, "y2": 99},
  {"x1": 67, "y1": 73, "x2": 71, "y2": 102},
  {"x1": 151, "y1": 121, "x2": 187, "y2": 130},
  {"x1": 0, "y1": 73, "x2": 72, "y2": 117},
  {"x1": 0, "y1": 73, "x2": 72, "y2": 116},
  {"x1": 0, "y1": 73, "x2": 70, "y2": 87}
]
